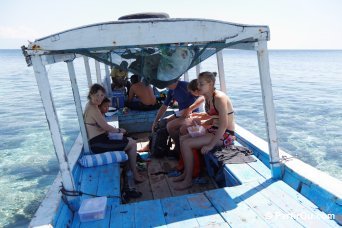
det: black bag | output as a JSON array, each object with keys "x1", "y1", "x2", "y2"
[{"x1": 149, "y1": 119, "x2": 171, "y2": 158}]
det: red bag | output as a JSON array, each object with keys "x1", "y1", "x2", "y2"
[{"x1": 176, "y1": 149, "x2": 203, "y2": 177}]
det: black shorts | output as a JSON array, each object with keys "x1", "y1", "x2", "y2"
[
  {"x1": 127, "y1": 101, "x2": 161, "y2": 111},
  {"x1": 89, "y1": 133, "x2": 129, "y2": 154}
]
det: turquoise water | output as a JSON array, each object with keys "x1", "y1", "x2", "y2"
[{"x1": 0, "y1": 49, "x2": 341, "y2": 227}]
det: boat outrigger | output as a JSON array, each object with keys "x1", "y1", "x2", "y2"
[{"x1": 22, "y1": 14, "x2": 341, "y2": 227}]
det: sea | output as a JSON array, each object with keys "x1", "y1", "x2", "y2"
[{"x1": 0, "y1": 49, "x2": 341, "y2": 227}]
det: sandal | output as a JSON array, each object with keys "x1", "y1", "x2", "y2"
[{"x1": 168, "y1": 170, "x2": 182, "y2": 177}]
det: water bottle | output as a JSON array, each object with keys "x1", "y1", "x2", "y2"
[{"x1": 126, "y1": 169, "x2": 135, "y2": 190}]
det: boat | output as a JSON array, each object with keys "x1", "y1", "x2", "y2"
[{"x1": 22, "y1": 13, "x2": 341, "y2": 227}]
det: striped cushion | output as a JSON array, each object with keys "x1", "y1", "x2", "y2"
[{"x1": 78, "y1": 151, "x2": 128, "y2": 167}]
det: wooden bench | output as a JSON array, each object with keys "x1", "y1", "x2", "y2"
[{"x1": 204, "y1": 141, "x2": 260, "y2": 187}]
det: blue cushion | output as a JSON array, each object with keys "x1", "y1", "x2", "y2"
[{"x1": 78, "y1": 151, "x2": 128, "y2": 167}]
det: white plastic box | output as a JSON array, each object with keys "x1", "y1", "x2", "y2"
[
  {"x1": 188, "y1": 125, "x2": 206, "y2": 137},
  {"x1": 78, "y1": 197, "x2": 107, "y2": 222}
]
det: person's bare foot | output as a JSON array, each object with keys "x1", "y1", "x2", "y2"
[
  {"x1": 172, "y1": 173, "x2": 185, "y2": 182},
  {"x1": 174, "y1": 180, "x2": 192, "y2": 191},
  {"x1": 138, "y1": 144, "x2": 149, "y2": 152}
]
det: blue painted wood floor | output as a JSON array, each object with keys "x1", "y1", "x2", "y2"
[{"x1": 52, "y1": 151, "x2": 339, "y2": 228}]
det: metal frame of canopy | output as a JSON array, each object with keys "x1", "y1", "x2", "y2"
[{"x1": 23, "y1": 17, "x2": 282, "y2": 194}]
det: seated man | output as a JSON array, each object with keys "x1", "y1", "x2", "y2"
[
  {"x1": 152, "y1": 80, "x2": 205, "y2": 155},
  {"x1": 127, "y1": 74, "x2": 160, "y2": 111}
]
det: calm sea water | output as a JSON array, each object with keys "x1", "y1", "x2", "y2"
[{"x1": 0, "y1": 49, "x2": 341, "y2": 227}]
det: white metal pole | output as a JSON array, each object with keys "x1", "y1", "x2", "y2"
[
  {"x1": 257, "y1": 41, "x2": 282, "y2": 179},
  {"x1": 104, "y1": 65, "x2": 112, "y2": 97},
  {"x1": 31, "y1": 55, "x2": 75, "y2": 191},
  {"x1": 196, "y1": 63, "x2": 201, "y2": 77},
  {"x1": 216, "y1": 51, "x2": 227, "y2": 93},
  {"x1": 184, "y1": 71, "x2": 189, "y2": 82},
  {"x1": 66, "y1": 61, "x2": 91, "y2": 154},
  {"x1": 83, "y1": 56, "x2": 92, "y2": 87},
  {"x1": 95, "y1": 60, "x2": 101, "y2": 84}
]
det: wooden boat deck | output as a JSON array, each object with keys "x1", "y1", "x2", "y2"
[{"x1": 66, "y1": 138, "x2": 339, "y2": 227}]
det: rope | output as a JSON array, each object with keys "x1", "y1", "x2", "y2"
[{"x1": 59, "y1": 185, "x2": 121, "y2": 199}]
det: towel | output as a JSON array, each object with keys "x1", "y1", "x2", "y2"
[{"x1": 78, "y1": 151, "x2": 128, "y2": 167}]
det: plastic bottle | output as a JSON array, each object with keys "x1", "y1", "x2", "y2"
[{"x1": 126, "y1": 169, "x2": 135, "y2": 190}]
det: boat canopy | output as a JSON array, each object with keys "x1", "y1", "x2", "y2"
[{"x1": 24, "y1": 18, "x2": 269, "y2": 88}]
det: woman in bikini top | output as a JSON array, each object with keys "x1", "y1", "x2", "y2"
[
  {"x1": 205, "y1": 90, "x2": 235, "y2": 135},
  {"x1": 173, "y1": 71, "x2": 236, "y2": 190}
]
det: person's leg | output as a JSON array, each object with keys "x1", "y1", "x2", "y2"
[
  {"x1": 174, "y1": 134, "x2": 214, "y2": 190},
  {"x1": 167, "y1": 118, "x2": 192, "y2": 154},
  {"x1": 124, "y1": 137, "x2": 144, "y2": 182}
]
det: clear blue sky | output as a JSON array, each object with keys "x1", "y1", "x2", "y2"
[{"x1": 1, "y1": 0, "x2": 341, "y2": 49}]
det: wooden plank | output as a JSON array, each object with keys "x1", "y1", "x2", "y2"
[
  {"x1": 67, "y1": 61, "x2": 90, "y2": 153},
  {"x1": 258, "y1": 180, "x2": 339, "y2": 228},
  {"x1": 54, "y1": 202, "x2": 74, "y2": 228},
  {"x1": 161, "y1": 195, "x2": 200, "y2": 227},
  {"x1": 70, "y1": 210, "x2": 81, "y2": 228},
  {"x1": 224, "y1": 182, "x2": 303, "y2": 227},
  {"x1": 223, "y1": 161, "x2": 265, "y2": 184},
  {"x1": 205, "y1": 187, "x2": 269, "y2": 227},
  {"x1": 79, "y1": 166, "x2": 100, "y2": 200},
  {"x1": 31, "y1": 20, "x2": 268, "y2": 51},
  {"x1": 148, "y1": 158, "x2": 172, "y2": 199},
  {"x1": 247, "y1": 158, "x2": 339, "y2": 226},
  {"x1": 78, "y1": 166, "x2": 106, "y2": 228},
  {"x1": 110, "y1": 204, "x2": 135, "y2": 227},
  {"x1": 246, "y1": 156, "x2": 272, "y2": 180},
  {"x1": 134, "y1": 200, "x2": 167, "y2": 227},
  {"x1": 97, "y1": 163, "x2": 121, "y2": 206},
  {"x1": 186, "y1": 193, "x2": 227, "y2": 226},
  {"x1": 31, "y1": 55, "x2": 75, "y2": 191},
  {"x1": 216, "y1": 51, "x2": 227, "y2": 93},
  {"x1": 161, "y1": 158, "x2": 190, "y2": 197},
  {"x1": 128, "y1": 165, "x2": 153, "y2": 203}
]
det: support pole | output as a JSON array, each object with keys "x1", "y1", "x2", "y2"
[
  {"x1": 83, "y1": 56, "x2": 92, "y2": 87},
  {"x1": 66, "y1": 61, "x2": 90, "y2": 154},
  {"x1": 257, "y1": 41, "x2": 282, "y2": 179},
  {"x1": 95, "y1": 60, "x2": 101, "y2": 84},
  {"x1": 31, "y1": 55, "x2": 75, "y2": 191},
  {"x1": 104, "y1": 65, "x2": 112, "y2": 97},
  {"x1": 196, "y1": 63, "x2": 201, "y2": 76},
  {"x1": 216, "y1": 51, "x2": 227, "y2": 93},
  {"x1": 184, "y1": 71, "x2": 189, "y2": 82}
]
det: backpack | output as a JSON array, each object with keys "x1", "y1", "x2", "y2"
[{"x1": 149, "y1": 119, "x2": 171, "y2": 158}]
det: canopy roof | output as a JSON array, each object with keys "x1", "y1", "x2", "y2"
[{"x1": 25, "y1": 18, "x2": 270, "y2": 87}]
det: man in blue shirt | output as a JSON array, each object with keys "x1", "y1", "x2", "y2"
[{"x1": 152, "y1": 80, "x2": 204, "y2": 155}]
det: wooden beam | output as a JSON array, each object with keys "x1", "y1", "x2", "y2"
[
  {"x1": 184, "y1": 71, "x2": 189, "y2": 82},
  {"x1": 104, "y1": 65, "x2": 112, "y2": 97},
  {"x1": 41, "y1": 53, "x2": 77, "y2": 65},
  {"x1": 66, "y1": 60, "x2": 90, "y2": 154},
  {"x1": 196, "y1": 63, "x2": 201, "y2": 77},
  {"x1": 31, "y1": 55, "x2": 75, "y2": 191},
  {"x1": 216, "y1": 51, "x2": 227, "y2": 93},
  {"x1": 95, "y1": 60, "x2": 101, "y2": 84},
  {"x1": 256, "y1": 41, "x2": 282, "y2": 179},
  {"x1": 83, "y1": 56, "x2": 92, "y2": 87},
  {"x1": 30, "y1": 19, "x2": 269, "y2": 51}
]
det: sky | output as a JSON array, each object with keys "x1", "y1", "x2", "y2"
[{"x1": 1, "y1": 0, "x2": 341, "y2": 49}]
